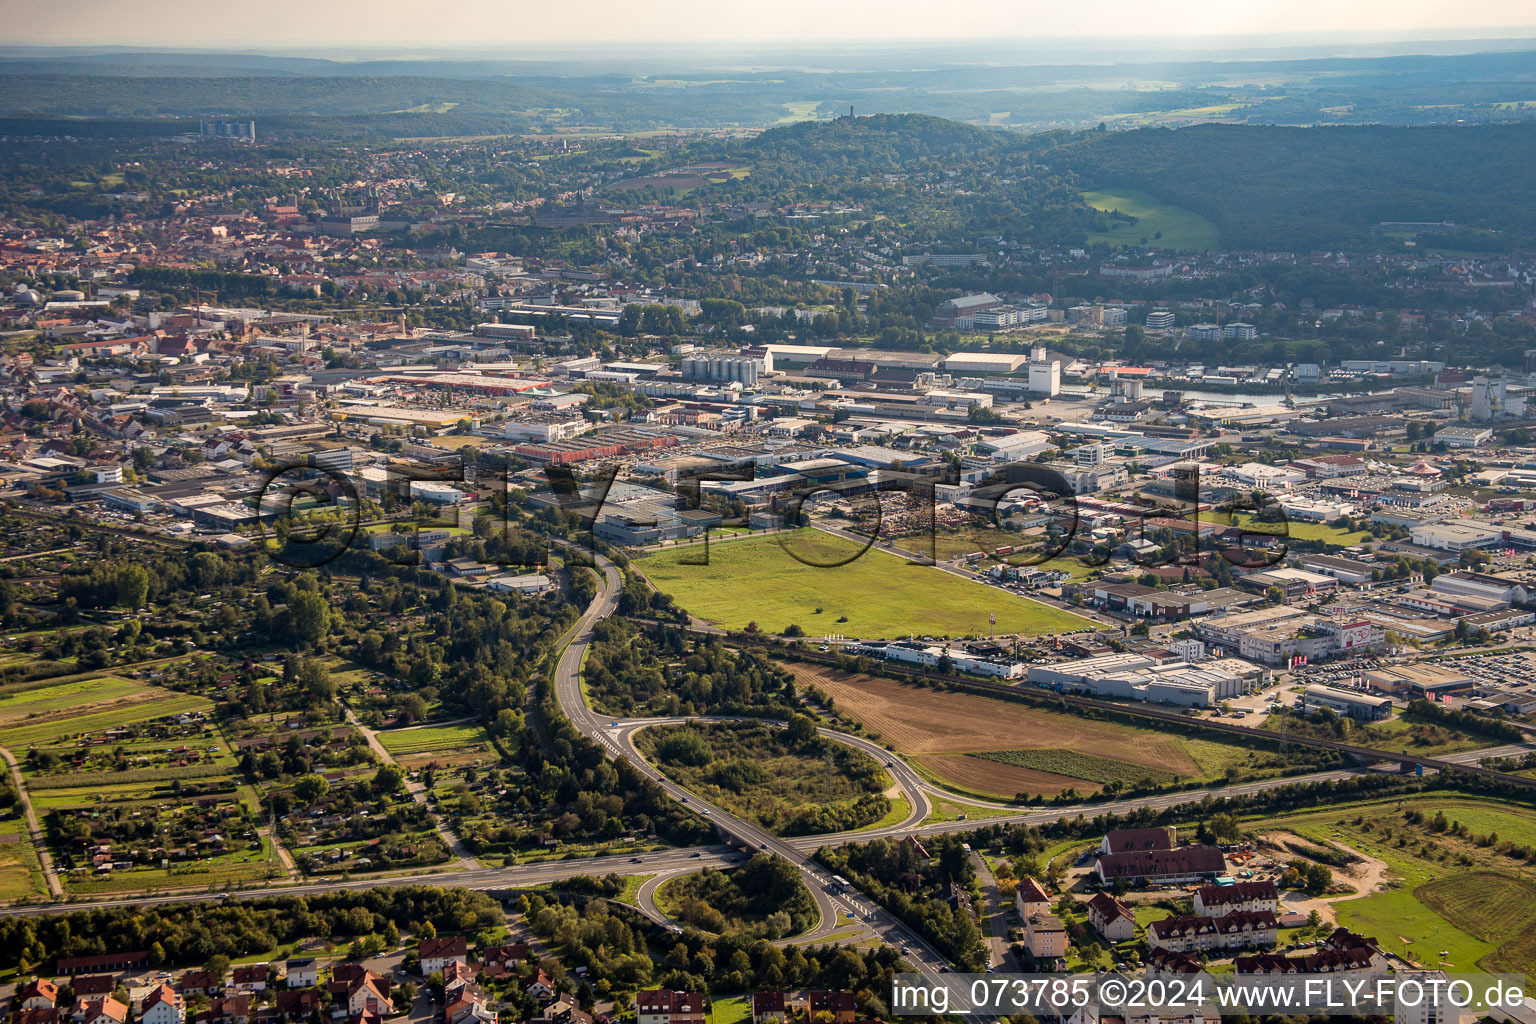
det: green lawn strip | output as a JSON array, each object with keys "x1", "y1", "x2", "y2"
[
  {"x1": 920, "y1": 797, "x2": 1013, "y2": 825},
  {"x1": 1226, "y1": 513, "x2": 1371, "y2": 548}
]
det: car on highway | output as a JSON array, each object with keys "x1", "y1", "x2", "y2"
[
  {"x1": 690, "y1": 852, "x2": 702, "y2": 858},
  {"x1": 630, "y1": 857, "x2": 643, "y2": 863}
]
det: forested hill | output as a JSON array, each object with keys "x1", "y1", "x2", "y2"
[
  {"x1": 1047, "y1": 123, "x2": 1536, "y2": 250},
  {"x1": 742, "y1": 113, "x2": 1018, "y2": 181}
]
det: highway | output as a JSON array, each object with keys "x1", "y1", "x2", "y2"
[
  {"x1": 7, "y1": 533, "x2": 1534, "y2": 1005},
  {"x1": 548, "y1": 551, "x2": 969, "y2": 981}
]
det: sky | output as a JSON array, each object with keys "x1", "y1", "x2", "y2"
[{"x1": 3, "y1": 0, "x2": 1535, "y2": 49}]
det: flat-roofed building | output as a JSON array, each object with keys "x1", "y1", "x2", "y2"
[
  {"x1": 1363, "y1": 664, "x2": 1475, "y2": 697},
  {"x1": 1410, "y1": 521, "x2": 1504, "y2": 553},
  {"x1": 1295, "y1": 554, "x2": 1377, "y2": 586},
  {"x1": 1429, "y1": 570, "x2": 1529, "y2": 606},
  {"x1": 1302, "y1": 684, "x2": 1393, "y2": 721}
]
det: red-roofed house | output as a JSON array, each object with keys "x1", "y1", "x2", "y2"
[
  {"x1": 420, "y1": 937, "x2": 469, "y2": 975},
  {"x1": 20, "y1": 980, "x2": 59, "y2": 1010}
]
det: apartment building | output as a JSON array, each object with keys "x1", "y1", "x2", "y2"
[{"x1": 1147, "y1": 910, "x2": 1279, "y2": 954}]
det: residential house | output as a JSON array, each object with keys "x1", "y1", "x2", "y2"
[
  {"x1": 274, "y1": 991, "x2": 320, "y2": 1022},
  {"x1": 808, "y1": 992, "x2": 856, "y2": 1024},
  {"x1": 442, "y1": 962, "x2": 477, "y2": 1004},
  {"x1": 635, "y1": 991, "x2": 707, "y2": 1024},
  {"x1": 283, "y1": 960, "x2": 319, "y2": 989},
  {"x1": 199, "y1": 996, "x2": 250, "y2": 1024},
  {"x1": 420, "y1": 937, "x2": 470, "y2": 975},
  {"x1": 1086, "y1": 892, "x2": 1137, "y2": 941},
  {"x1": 1193, "y1": 881, "x2": 1279, "y2": 918},
  {"x1": 750, "y1": 993, "x2": 787, "y2": 1024},
  {"x1": 444, "y1": 996, "x2": 497, "y2": 1024},
  {"x1": 74, "y1": 999, "x2": 128, "y2": 1024},
  {"x1": 20, "y1": 980, "x2": 60, "y2": 1010},
  {"x1": 139, "y1": 986, "x2": 184, "y2": 1024},
  {"x1": 476, "y1": 944, "x2": 528, "y2": 971},
  {"x1": 73, "y1": 978, "x2": 116, "y2": 1000},
  {"x1": 1100, "y1": 827, "x2": 1174, "y2": 855},
  {"x1": 524, "y1": 970, "x2": 556, "y2": 1002},
  {"x1": 1015, "y1": 877, "x2": 1051, "y2": 921},
  {"x1": 1023, "y1": 913, "x2": 1069, "y2": 964},
  {"x1": 1235, "y1": 927, "x2": 1389, "y2": 981},
  {"x1": 1145, "y1": 949, "x2": 1204, "y2": 975},
  {"x1": 1094, "y1": 845, "x2": 1225, "y2": 886},
  {"x1": 345, "y1": 976, "x2": 389, "y2": 1019},
  {"x1": 901, "y1": 836, "x2": 932, "y2": 869},
  {"x1": 530, "y1": 996, "x2": 588, "y2": 1024},
  {"x1": 179, "y1": 971, "x2": 223, "y2": 998},
  {"x1": 232, "y1": 966, "x2": 269, "y2": 993},
  {"x1": 1147, "y1": 911, "x2": 1278, "y2": 954}
]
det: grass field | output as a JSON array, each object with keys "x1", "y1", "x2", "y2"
[
  {"x1": 0, "y1": 819, "x2": 48, "y2": 900},
  {"x1": 1260, "y1": 795, "x2": 1536, "y2": 972},
  {"x1": 637, "y1": 530, "x2": 1095, "y2": 638},
  {"x1": 1080, "y1": 187, "x2": 1220, "y2": 252},
  {"x1": 783, "y1": 662, "x2": 1276, "y2": 798},
  {"x1": 0, "y1": 676, "x2": 144, "y2": 719},
  {"x1": 1227, "y1": 513, "x2": 1372, "y2": 548},
  {"x1": 376, "y1": 723, "x2": 490, "y2": 757},
  {"x1": 0, "y1": 686, "x2": 212, "y2": 748},
  {"x1": 709, "y1": 996, "x2": 751, "y2": 1024}
]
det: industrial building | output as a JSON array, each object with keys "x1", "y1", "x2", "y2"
[
  {"x1": 1301, "y1": 684, "x2": 1393, "y2": 721},
  {"x1": 1027, "y1": 653, "x2": 1247, "y2": 707},
  {"x1": 681, "y1": 353, "x2": 770, "y2": 385}
]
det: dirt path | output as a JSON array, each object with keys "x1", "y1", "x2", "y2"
[
  {"x1": 1260, "y1": 831, "x2": 1389, "y2": 924},
  {"x1": 337, "y1": 701, "x2": 480, "y2": 871},
  {"x1": 0, "y1": 744, "x2": 62, "y2": 897}
]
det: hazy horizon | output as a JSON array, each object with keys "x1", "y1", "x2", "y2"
[{"x1": 2, "y1": 0, "x2": 1534, "y2": 51}]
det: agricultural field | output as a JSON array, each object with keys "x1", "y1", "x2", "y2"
[
  {"x1": 17, "y1": 704, "x2": 233, "y2": 790},
  {"x1": 1258, "y1": 794, "x2": 1536, "y2": 973},
  {"x1": 637, "y1": 531, "x2": 1095, "y2": 638},
  {"x1": 1080, "y1": 186, "x2": 1221, "y2": 251},
  {"x1": 0, "y1": 675, "x2": 215, "y2": 750},
  {"x1": 785, "y1": 662, "x2": 1297, "y2": 799},
  {"x1": 377, "y1": 722, "x2": 494, "y2": 769},
  {"x1": 636, "y1": 721, "x2": 891, "y2": 836},
  {"x1": 972, "y1": 749, "x2": 1178, "y2": 787}
]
